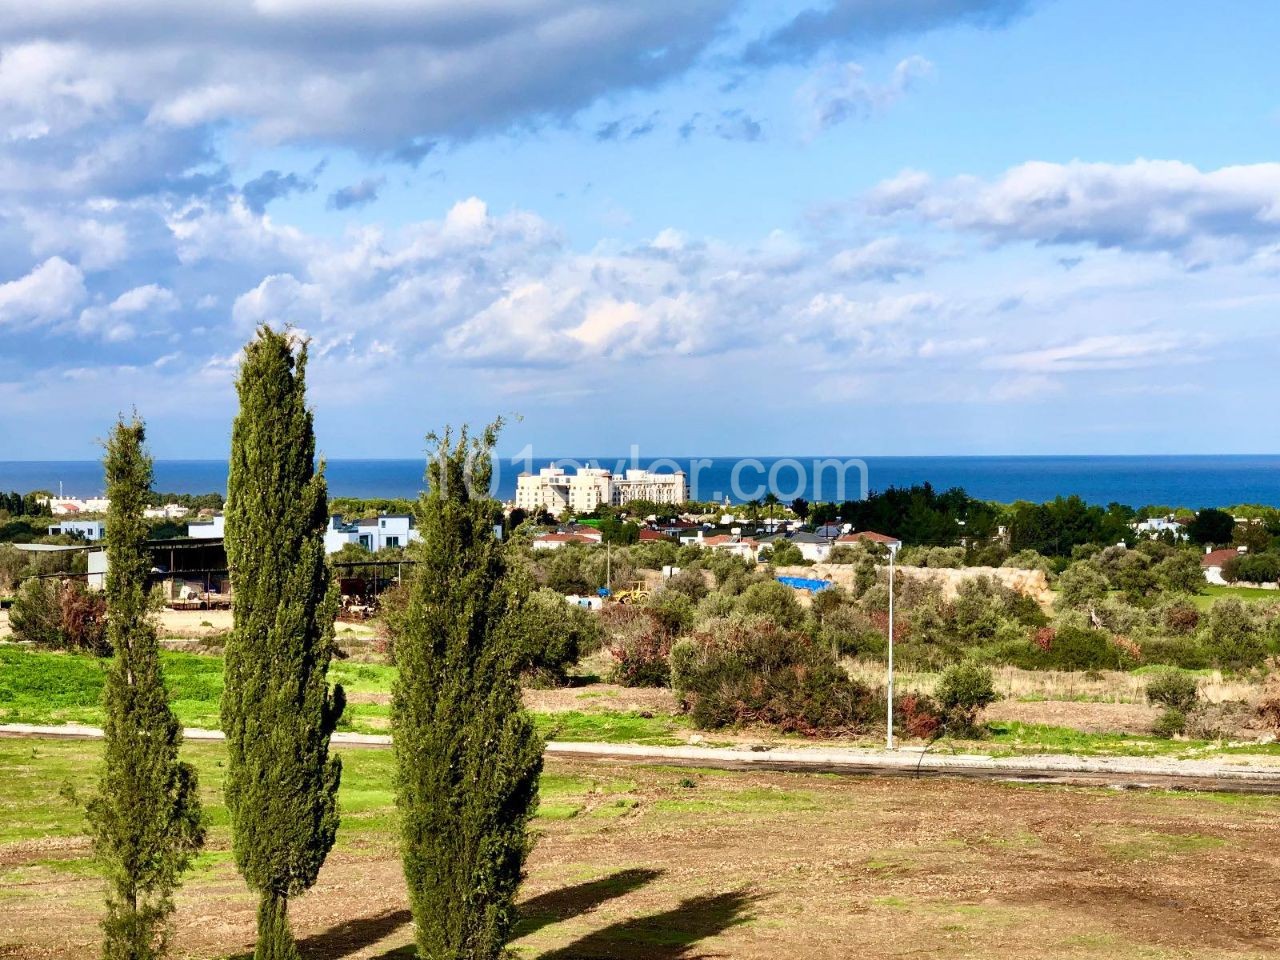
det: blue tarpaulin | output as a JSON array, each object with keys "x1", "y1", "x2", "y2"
[{"x1": 776, "y1": 575, "x2": 834, "y2": 593}]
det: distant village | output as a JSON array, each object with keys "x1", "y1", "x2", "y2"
[{"x1": 4, "y1": 466, "x2": 1272, "y2": 615}]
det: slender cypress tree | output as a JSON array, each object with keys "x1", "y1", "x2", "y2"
[
  {"x1": 88, "y1": 416, "x2": 204, "y2": 960},
  {"x1": 393, "y1": 422, "x2": 543, "y2": 960},
  {"x1": 222, "y1": 327, "x2": 344, "y2": 960}
]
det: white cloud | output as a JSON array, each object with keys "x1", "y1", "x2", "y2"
[
  {"x1": 0, "y1": 2, "x2": 737, "y2": 152},
  {"x1": 0, "y1": 256, "x2": 85, "y2": 326},
  {"x1": 985, "y1": 333, "x2": 1200, "y2": 373},
  {"x1": 76, "y1": 282, "x2": 179, "y2": 340},
  {"x1": 828, "y1": 236, "x2": 935, "y2": 281},
  {"x1": 801, "y1": 56, "x2": 934, "y2": 133},
  {"x1": 868, "y1": 159, "x2": 1280, "y2": 260}
]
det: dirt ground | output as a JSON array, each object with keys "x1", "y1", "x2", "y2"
[
  {"x1": 4, "y1": 754, "x2": 1280, "y2": 959},
  {"x1": 983, "y1": 699, "x2": 1161, "y2": 734}
]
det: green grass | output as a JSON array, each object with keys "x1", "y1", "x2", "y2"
[
  {"x1": 0, "y1": 646, "x2": 685, "y2": 744},
  {"x1": 1191, "y1": 585, "x2": 1280, "y2": 609},
  {"x1": 984, "y1": 721, "x2": 1218, "y2": 758}
]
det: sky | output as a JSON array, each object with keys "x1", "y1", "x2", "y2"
[{"x1": 2, "y1": 0, "x2": 1279, "y2": 459}]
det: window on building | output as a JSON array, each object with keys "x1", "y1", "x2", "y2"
[{"x1": 385, "y1": 536, "x2": 400, "y2": 548}]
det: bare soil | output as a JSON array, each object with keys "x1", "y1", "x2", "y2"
[{"x1": 3, "y1": 759, "x2": 1279, "y2": 959}]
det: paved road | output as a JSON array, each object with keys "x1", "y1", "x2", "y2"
[{"x1": 6, "y1": 723, "x2": 1280, "y2": 794}]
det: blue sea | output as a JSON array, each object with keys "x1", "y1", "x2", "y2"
[{"x1": 0, "y1": 455, "x2": 1277, "y2": 509}]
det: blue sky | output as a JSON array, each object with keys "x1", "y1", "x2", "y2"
[{"x1": 2, "y1": 0, "x2": 1279, "y2": 459}]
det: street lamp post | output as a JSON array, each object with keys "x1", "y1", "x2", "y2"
[{"x1": 886, "y1": 542, "x2": 899, "y2": 751}]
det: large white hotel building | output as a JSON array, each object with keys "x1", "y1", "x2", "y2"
[{"x1": 514, "y1": 466, "x2": 687, "y2": 517}]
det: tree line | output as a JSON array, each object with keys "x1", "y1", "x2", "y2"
[{"x1": 86, "y1": 326, "x2": 539, "y2": 960}]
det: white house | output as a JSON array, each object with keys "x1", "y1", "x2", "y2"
[
  {"x1": 188, "y1": 515, "x2": 225, "y2": 539},
  {"x1": 1201, "y1": 546, "x2": 1246, "y2": 586},
  {"x1": 47, "y1": 519, "x2": 106, "y2": 541},
  {"x1": 326, "y1": 514, "x2": 420, "y2": 553},
  {"x1": 42, "y1": 496, "x2": 110, "y2": 516},
  {"x1": 144, "y1": 503, "x2": 191, "y2": 520},
  {"x1": 1133, "y1": 516, "x2": 1187, "y2": 540}
]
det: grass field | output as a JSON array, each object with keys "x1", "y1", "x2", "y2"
[
  {"x1": 1192, "y1": 585, "x2": 1280, "y2": 610},
  {"x1": 4, "y1": 645, "x2": 1277, "y2": 759},
  {"x1": 2, "y1": 737, "x2": 1279, "y2": 958}
]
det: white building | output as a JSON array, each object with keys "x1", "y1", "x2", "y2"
[
  {"x1": 515, "y1": 466, "x2": 686, "y2": 518},
  {"x1": 42, "y1": 496, "x2": 111, "y2": 516},
  {"x1": 188, "y1": 513, "x2": 419, "y2": 553},
  {"x1": 1133, "y1": 516, "x2": 1187, "y2": 540},
  {"x1": 325, "y1": 514, "x2": 420, "y2": 553},
  {"x1": 47, "y1": 519, "x2": 106, "y2": 541},
  {"x1": 188, "y1": 515, "x2": 225, "y2": 539},
  {"x1": 144, "y1": 503, "x2": 191, "y2": 520}
]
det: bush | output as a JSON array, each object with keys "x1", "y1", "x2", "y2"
[
  {"x1": 10, "y1": 578, "x2": 109, "y2": 654},
  {"x1": 1184, "y1": 700, "x2": 1251, "y2": 741},
  {"x1": 734, "y1": 579, "x2": 805, "y2": 630},
  {"x1": 1037, "y1": 625, "x2": 1132, "y2": 671},
  {"x1": 1152, "y1": 708, "x2": 1186, "y2": 739},
  {"x1": 933, "y1": 661, "x2": 998, "y2": 736},
  {"x1": 1223, "y1": 552, "x2": 1280, "y2": 585},
  {"x1": 761, "y1": 541, "x2": 808, "y2": 566},
  {"x1": 819, "y1": 605, "x2": 884, "y2": 658},
  {"x1": 895, "y1": 692, "x2": 942, "y2": 740},
  {"x1": 602, "y1": 606, "x2": 672, "y2": 687},
  {"x1": 671, "y1": 618, "x2": 876, "y2": 735},
  {"x1": 1002, "y1": 550, "x2": 1052, "y2": 575},
  {"x1": 505, "y1": 589, "x2": 601, "y2": 686},
  {"x1": 1056, "y1": 562, "x2": 1109, "y2": 610},
  {"x1": 1144, "y1": 669, "x2": 1199, "y2": 712},
  {"x1": 1202, "y1": 598, "x2": 1266, "y2": 671},
  {"x1": 663, "y1": 567, "x2": 708, "y2": 602},
  {"x1": 1138, "y1": 635, "x2": 1210, "y2": 670}
]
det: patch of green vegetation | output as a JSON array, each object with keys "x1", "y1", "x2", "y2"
[
  {"x1": 652, "y1": 785, "x2": 820, "y2": 816},
  {"x1": 533, "y1": 710, "x2": 687, "y2": 745},
  {"x1": 1105, "y1": 830, "x2": 1226, "y2": 861},
  {"x1": 984, "y1": 722, "x2": 1209, "y2": 758},
  {"x1": 1191, "y1": 585, "x2": 1279, "y2": 610}
]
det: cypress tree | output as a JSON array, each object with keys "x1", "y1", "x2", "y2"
[
  {"x1": 88, "y1": 416, "x2": 204, "y2": 960},
  {"x1": 222, "y1": 327, "x2": 344, "y2": 960},
  {"x1": 393, "y1": 422, "x2": 542, "y2": 960}
]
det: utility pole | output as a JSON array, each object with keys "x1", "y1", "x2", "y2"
[{"x1": 886, "y1": 542, "x2": 899, "y2": 751}]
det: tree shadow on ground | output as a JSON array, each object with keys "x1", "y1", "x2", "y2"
[
  {"x1": 366, "y1": 868, "x2": 666, "y2": 958},
  {"x1": 538, "y1": 889, "x2": 759, "y2": 959},
  {"x1": 515, "y1": 867, "x2": 664, "y2": 938},
  {"x1": 297, "y1": 907, "x2": 413, "y2": 959}
]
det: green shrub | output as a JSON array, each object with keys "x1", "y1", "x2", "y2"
[
  {"x1": 1144, "y1": 669, "x2": 1199, "y2": 713},
  {"x1": 671, "y1": 618, "x2": 876, "y2": 735},
  {"x1": 933, "y1": 661, "x2": 998, "y2": 736},
  {"x1": 504, "y1": 589, "x2": 600, "y2": 686},
  {"x1": 10, "y1": 578, "x2": 109, "y2": 655},
  {"x1": 1152, "y1": 708, "x2": 1186, "y2": 739},
  {"x1": 1139, "y1": 635, "x2": 1210, "y2": 670},
  {"x1": 1037, "y1": 625, "x2": 1130, "y2": 670},
  {"x1": 1202, "y1": 598, "x2": 1266, "y2": 671},
  {"x1": 734, "y1": 579, "x2": 805, "y2": 630},
  {"x1": 663, "y1": 566, "x2": 709, "y2": 601}
]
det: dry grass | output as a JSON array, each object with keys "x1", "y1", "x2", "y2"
[
  {"x1": 845, "y1": 660, "x2": 1260, "y2": 705},
  {"x1": 4, "y1": 739, "x2": 1280, "y2": 959}
]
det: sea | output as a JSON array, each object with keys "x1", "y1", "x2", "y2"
[{"x1": 1, "y1": 455, "x2": 1277, "y2": 509}]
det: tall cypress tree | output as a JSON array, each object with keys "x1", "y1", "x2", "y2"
[
  {"x1": 222, "y1": 327, "x2": 344, "y2": 960},
  {"x1": 88, "y1": 416, "x2": 204, "y2": 960},
  {"x1": 393, "y1": 422, "x2": 542, "y2": 960}
]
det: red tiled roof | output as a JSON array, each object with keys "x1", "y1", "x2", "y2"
[
  {"x1": 1201, "y1": 548, "x2": 1240, "y2": 568},
  {"x1": 535, "y1": 533, "x2": 597, "y2": 544},
  {"x1": 638, "y1": 529, "x2": 672, "y2": 541},
  {"x1": 836, "y1": 531, "x2": 900, "y2": 545}
]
